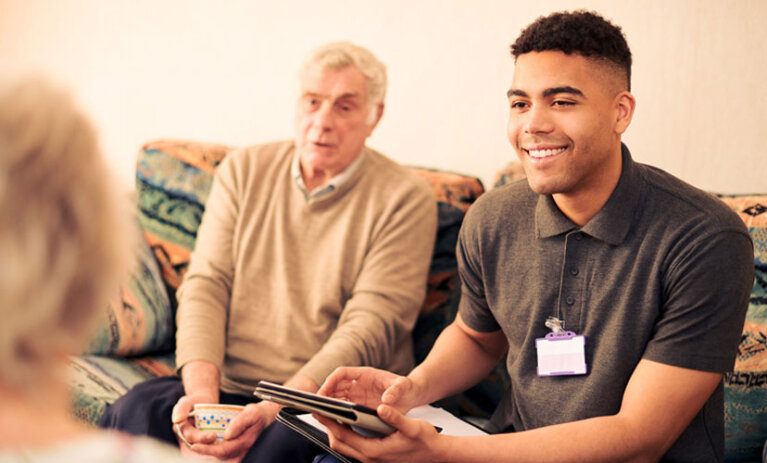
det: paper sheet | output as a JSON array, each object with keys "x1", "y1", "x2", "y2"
[{"x1": 297, "y1": 404, "x2": 487, "y2": 437}]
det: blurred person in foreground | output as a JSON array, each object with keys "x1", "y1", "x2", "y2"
[
  {"x1": 99, "y1": 41, "x2": 437, "y2": 462},
  {"x1": 0, "y1": 75, "x2": 191, "y2": 461},
  {"x1": 315, "y1": 10, "x2": 754, "y2": 463}
]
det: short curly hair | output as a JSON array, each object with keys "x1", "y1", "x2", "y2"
[{"x1": 511, "y1": 10, "x2": 632, "y2": 91}]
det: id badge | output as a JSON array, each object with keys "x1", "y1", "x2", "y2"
[{"x1": 535, "y1": 331, "x2": 587, "y2": 376}]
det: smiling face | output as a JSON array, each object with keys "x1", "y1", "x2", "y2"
[
  {"x1": 507, "y1": 51, "x2": 634, "y2": 210},
  {"x1": 294, "y1": 63, "x2": 381, "y2": 181}
]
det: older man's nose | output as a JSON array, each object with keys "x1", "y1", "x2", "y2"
[{"x1": 311, "y1": 103, "x2": 336, "y2": 131}]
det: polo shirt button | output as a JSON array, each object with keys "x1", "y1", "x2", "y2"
[
  {"x1": 574, "y1": 233, "x2": 583, "y2": 241},
  {"x1": 566, "y1": 296, "x2": 575, "y2": 305},
  {"x1": 570, "y1": 267, "x2": 579, "y2": 276}
]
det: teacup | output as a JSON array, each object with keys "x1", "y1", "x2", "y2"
[{"x1": 189, "y1": 403, "x2": 245, "y2": 440}]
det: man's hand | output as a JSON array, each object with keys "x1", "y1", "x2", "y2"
[
  {"x1": 171, "y1": 393, "x2": 220, "y2": 449},
  {"x1": 173, "y1": 361, "x2": 223, "y2": 455},
  {"x1": 178, "y1": 400, "x2": 278, "y2": 462},
  {"x1": 318, "y1": 366, "x2": 424, "y2": 414},
  {"x1": 316, "y1": 403, "x2": 445, "y2": 463}
]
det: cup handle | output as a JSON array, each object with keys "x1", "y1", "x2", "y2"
[{"x1": 174, "y1": 423, "x2": 193, "y2": 448}]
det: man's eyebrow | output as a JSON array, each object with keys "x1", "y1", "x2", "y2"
[
  {"x1": 506, "y1": 89, "x2": 528, "y2": 98},
  {"x1": 543, "y1": 86, "x2": 584, "y2": 98},
  {"x1": 301, "y1": 91, "x2": 362, "y2": 101},
  {"x1": 335, "y1": 92, "x2": 362, "y2": 100},
  {"x1": 506, "y1": 86, "x2": 585, "y2": 99}
]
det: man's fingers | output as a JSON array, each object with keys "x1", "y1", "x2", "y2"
[
  {"x1": 319, "y1": 368, "x2": 357, "y2": 398},
  {"x1": 192, "y1": 425, "x2": 258, "y2": 460},
  {"x1": 325, "y1": 429, "x2": 369, "y2": 462},
  {"x1": 223, "y1": 403, "x2": 262, "y2": 440},
  {"x1": 174, "y1": 423, "x2": 193, "y2": 448},
  {"x1": 377, "y1": 405, "x2": 417, "y2": 437},
  {"x1": 317, "y1": 414, "x2": 387, "y2": 462},
  {"x1": 317, "y1": 368, "x2": 345, "y2": 396},
  {"x1": 381, "y1": 377, "x2": 408, "y2": 405},
  {"x1": 185, "y1": 426, "x2": 219, "y2": 445},
  {"x1": 176, "y1": 421, "x2": 218, "y2": 446},
  {"x1": 171, "y1": 396, "x2": 195, "y2": 423}
]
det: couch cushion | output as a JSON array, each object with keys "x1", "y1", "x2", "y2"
[
  {"x1": 406, "y1": 168, "x2": 507, "y2": 417},
  {"x1": 717, "y1": 194, "x2": 767, "y2": 463},
  {"x1": 409, "y1": 167, "x2": 483, "y2": 317},
  {"x1": 136, "y1": 140, "x2": 230, "y2": 295},
  {"x1": 83, "y1": 224, "x2": 173, "y2": 356},
  {"x1": 69, "y1": 353, "x2": 175, "y2": 424}
]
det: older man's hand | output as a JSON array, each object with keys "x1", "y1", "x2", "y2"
[{"x1": 173, "y1": 399, "x2": 279, "y2": 462}]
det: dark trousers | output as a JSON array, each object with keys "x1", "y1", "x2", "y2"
[{"x1": 100, "y1": 376, "x2": 322, "y2": 462}]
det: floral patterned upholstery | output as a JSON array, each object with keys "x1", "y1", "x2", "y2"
[{"x1": 717, "y1": 194, "x2": 767, "y2": 463}]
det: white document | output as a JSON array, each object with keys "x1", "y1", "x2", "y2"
[{"x1": 298, "y1": 404, "x2": 487, "y2": 437}]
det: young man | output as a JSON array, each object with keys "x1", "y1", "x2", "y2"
[
  {"x1": 100, "y1": 42, "x2": 437, "y2": 462},
  {"x1": 316, "y1": 11, "x2": 754, "y2": 463}
]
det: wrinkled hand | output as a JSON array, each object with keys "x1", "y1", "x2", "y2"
[
  {"x1": 319, "y1": 366, "x2": 423, "y2": 414},
  {"x1": 171, "y1": 394, "x2": 219, "y2": 449},
  {"x1": 172, "y1": 397, "x2": 278, "y2": 462},
  {"x1": 316, "y1": 404, "x2": 443, "y2": 463}
]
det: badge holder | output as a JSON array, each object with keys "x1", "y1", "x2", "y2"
[{"x1": 535, "y1": 318, "x2": 587, "y2": 376}]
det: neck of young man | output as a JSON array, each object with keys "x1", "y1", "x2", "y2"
[{"x1": 553, "y1": 149, "x2": 623, "y2": 227}]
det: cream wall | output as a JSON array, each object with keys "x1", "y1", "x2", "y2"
[{"x1": 1, "y1": 0, "x2": 765, "y2": 193}]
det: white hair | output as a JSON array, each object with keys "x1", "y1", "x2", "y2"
[
  {"x1": 0, "y1": 74, "x2": 131, "y2": 390},
  {"x1": 299, "y1": 41, "x2": 387, "y2": 125}
]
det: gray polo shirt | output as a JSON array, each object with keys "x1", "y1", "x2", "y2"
[{"x1": 458, "y1": 145, "x2": 754, "y2": 462}]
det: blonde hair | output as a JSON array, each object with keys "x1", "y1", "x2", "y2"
[
  {"x1": 299, "y1": 41, "x2": 387, "y2": 123},
  {"x1": 0, "y1": 75, "x2": 130, "y2": 390}
]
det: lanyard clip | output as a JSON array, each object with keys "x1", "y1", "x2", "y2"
[{"x1": 545, "y1": 316, "x2": 565, "y2": 334}]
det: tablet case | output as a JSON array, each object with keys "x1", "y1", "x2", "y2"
[
  {"x1": 254, "y1": 381, "x2": 394, "y2": 436},
  {"x1": 276, "y1": 407, "x2": 359, "y2": 463}
]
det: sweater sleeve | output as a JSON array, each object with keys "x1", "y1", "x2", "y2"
[
  {"x1": 296, "y1": 177, "x2": 438, "y2": 385},
  {"x1": 174, "y1": 152, "x2": 241, "y2": 372}
]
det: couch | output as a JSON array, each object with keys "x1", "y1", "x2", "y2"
[{"x1": 69, "y1": 140, "x2": 767, "y2": 462}]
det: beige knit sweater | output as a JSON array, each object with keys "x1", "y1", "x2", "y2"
[{"x1": 175, "y1": 141, "x2": 437, "y2": 394}]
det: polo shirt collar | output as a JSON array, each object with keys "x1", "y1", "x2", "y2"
[
  {"x1": 291, "y1": 149, "x2": 366, "y2": 200},
  {"x1": 536, "y1": 143, "x2": 641, "y2": 245}
]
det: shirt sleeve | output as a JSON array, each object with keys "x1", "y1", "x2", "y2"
[
  {"x1": 643, "y1": 227, "x2": 754, "y2": 372},
  {"x1": 457, "y1": 202, "x2": 502, "y2": 333},
  {"x1": 174, "y1": 152, "x2": 241, "y2": 372},
  {"x1": 296, "y1": 179, "x2": 438, "y2": 385}
]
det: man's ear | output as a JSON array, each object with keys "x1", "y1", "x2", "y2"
[
  {"x1": 614, "y1": 91, "x2": 636, "y2": 135},
  {"x1": 367, "y1": 102, "x2": 384, "y2": 129}
]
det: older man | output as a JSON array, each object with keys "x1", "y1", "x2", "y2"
[{"x1": 101, "y1": 42, "x2": 437, "y2": 463}]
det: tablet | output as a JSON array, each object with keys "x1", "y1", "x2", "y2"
[{"x1": 254, "y1": 380, "x2": 395, "y2": 437}]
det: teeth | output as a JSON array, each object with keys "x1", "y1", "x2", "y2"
[{"x1": 527, "y1": 147, "x2": 566, "y2": 159}]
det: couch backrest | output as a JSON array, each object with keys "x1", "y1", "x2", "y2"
[
  {"x1": 134, "y1": 140, "x2": 495, "y2": 412},
  {"x1": 136, "y1": 140, "x2": 231, "y2": 292},
  {"x1": 715, "y1": 194, "x2": 767, "y2": 462},
  {"x1": 135, "y1": 140, "x2": 484, "y2": 309}
]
